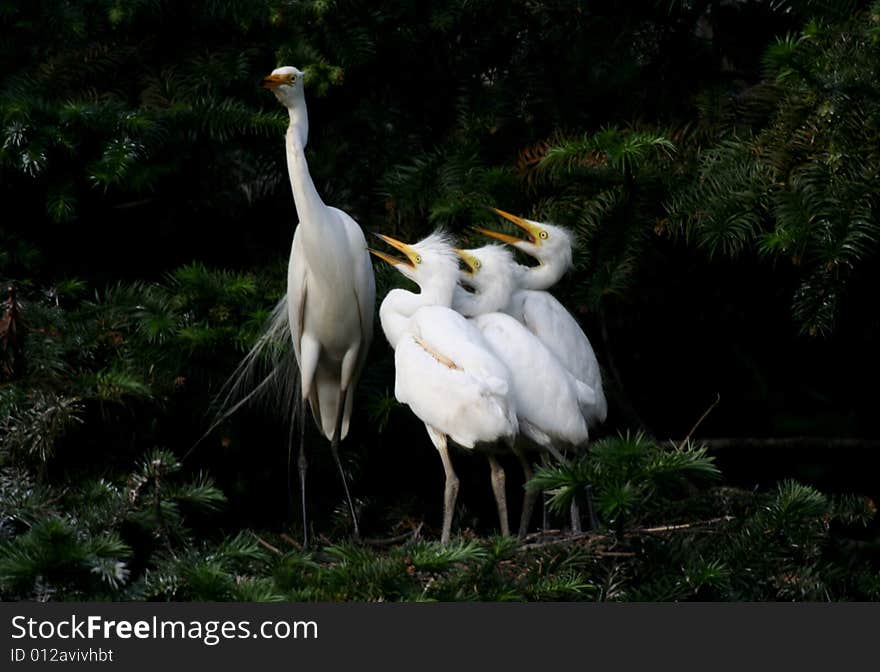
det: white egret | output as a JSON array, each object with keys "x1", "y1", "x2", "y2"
[
  {"x1": 475, "y1": 208, "x2": 606, "y2": 427},
  {"x1": 476, "y1": 209, "x2": 607, "y2": 531},
  {"x1": 453, "y1": 245, "x2": 596, "y2": 537},
  {"x1": 371, "y1": 232, "x2": 518, "y2": 543},
  {"x1": 262, "y1": 66, "x2": 376, "y2": 545}
]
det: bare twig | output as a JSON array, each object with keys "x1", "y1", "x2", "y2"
[
  {"x1": 280, "y1": 533, "x2": 301, "y2": 549},
  {"x1": 516, "y1": 515, "x2": 735, "y2": 551},
  {"x1": 253, "y1": 533, "x2": 283, "y2": 555},
  {"x1": 692, "y1": 437, "x2": 880, "y2": 451},
  {"x1": 363, "y1": 523, "x2": 424, "y2": 547},
  {"x1": 636, "y1": 516, "x2": 734, "y2": 534},
  {"x1": 678, "y1": 393, "x2": 721, "y2": 450},
  {"x1": 517, "y1": 531, "x2": 604, "y2": 551}
]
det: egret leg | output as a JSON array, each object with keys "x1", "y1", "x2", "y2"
[
  {"x1": 487, "y1": 455, "x2": 510, "y2": 537},
  {"x1": 330, "y1": 387, "x2": 360, "y2": 540},
  {"x1": 298, "y1": 400, "x2": 309, "y2": 549},
  {"x1": 566, "y1": 444, "x2": 582, "y2": 534},
  {"x1": 542, "y1": 493, "x2": 551, "y2": 530},
  {"x1": 427, "y1": 427, "x2": 459, "y2": 544},
  {"x1": 546, "y1": 443, "x2": 567, "y2": 464},
  {"x1": 297, "y1": 335, "x2": 321, "y2": 550},
  {"x1": 584, "y1": 484, "x2": 599, "y2": 530},
  {"x1": 570, "y1": 500, "x2": 582, "y2": 534},
  {"x1": 514, "y1": 448, "x2": 536, "y2": 540},
  {"x1": 539, "y1": 453, "x2": 553, "y2": 531}
]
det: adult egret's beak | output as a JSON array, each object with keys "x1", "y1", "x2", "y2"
[
  {"x1": 453, "y1": 249, "x2": 481, "y2": 274},
  {"x1": 369, "y1": 233, "x2": 420, "y2": 268},
  {"x1": 475, "y1": 207, "x2": 544, "y2": 245},
  {"x1": 261, "y1": 72, "x2": 294, "y2": 89}
]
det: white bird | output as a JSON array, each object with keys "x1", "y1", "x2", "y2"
[
  {"x1": 370, "y1": 232, "x2": 518, "y2": 543},
  {"x1": 262, "y1": 66, "x2": 375, "y2": 545},
  {"x1": 475, "y1": 208, "x2": 606, "y2": 427},
  {"x1": 475, "y1": 208, "x2": 607, "y2": 531},
  {"x1": 452, "y1": 245, "x2": 595, "y2": 537}
]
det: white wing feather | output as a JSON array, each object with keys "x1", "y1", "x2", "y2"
[
  {"x1": 514, "y1": 290, "x2": 607, "y2": 426},
  {"x1": 337, "y1": 207, "x2": 376, "y2": 438},
  {"x1": 393, "y1": 306, "x2": 517, "y2": 449},
  {"x1": 472, "y1": 312, "x2": 589, "y2": 448}
]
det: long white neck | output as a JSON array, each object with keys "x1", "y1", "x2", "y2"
[
  {"x1": 380, "y1": 274, "x2": 457, "y2": 349},
  {"x1": 514, "y1": 258, "x2": 568, "y2": 291},
  {"x1": 284, "y1": 94, "x2": 325, "y2": 228},
  {"x1": 453, "y1": 274, "x2": 513, "y2": 317},
  {"x1": 287, "y1": 92, "x2": 308, "y2": 149}
]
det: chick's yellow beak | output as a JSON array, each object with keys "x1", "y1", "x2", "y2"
[
  {"x1": 369, "y1": 233, "x2": 420, "y2": 268},
  {"x1": 453, "y1": 249, "x2": 481, "y2": 274},
  {"x1": 476, "y1": 207, "x2": 544, "y2": 245}
]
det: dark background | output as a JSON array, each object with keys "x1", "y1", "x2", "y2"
[{"x1": 1, "y1": 0, "x2": 878, "y2": 538}]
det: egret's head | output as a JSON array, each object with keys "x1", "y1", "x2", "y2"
[
  {"x1": 262, "y1": 66, "x2": 304, "y2": 107},
  {"x1": 370, "y1": 231, "x2": 458, "y2": 288},
  {"x1": 453, "y1": 244, "x2": 515, "y2": 291},
  {"x1": 474, "y1": 207, "x2": 573, "y2": 268}
]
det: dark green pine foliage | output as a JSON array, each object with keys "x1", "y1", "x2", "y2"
[
  {"x1": 666, "y1": 5, "x2": 880, "y2": 336},
  {"x1": 2, "y1": 0, "x2": 880, "y2": 602},
  {"x1": 0, "y1": 1, "x2": 288, "y2": 223},
  {"x1": 4, "y1": 422, "x2": 878, "y2": 601},
  {"x1": 0, "y1": 263, "x2": 279, "y2": 600}
]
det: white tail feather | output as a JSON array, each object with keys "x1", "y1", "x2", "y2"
[{"x1": 185, "y1": 295, "x2": 301, "y2": 458}]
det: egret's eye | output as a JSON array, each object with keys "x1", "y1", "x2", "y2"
[
  {"x1": 415, "y1": 255, "x2": 422, "y2": 264},
  {"x1": 539, "y1": 230, "x2": 549, "y2": 240},
  {"x1": 291, "y1": 75, "x2": 297, "y2": 83},
  {"x1": 473, "y1": 259, "x2": 481, "y2": 269}
]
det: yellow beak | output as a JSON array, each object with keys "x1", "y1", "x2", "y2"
[
  {"x1": 261, "y1": 73, "x2": 294, "y2": 89},
  {"x1": 369, "y1": 233, "x2": 420, "y2": 268},
  {"x1": 475, "y1": 207, "x2": 543, "y2": 245},
  {"x1": 453, "y1": 249, "x2": 480, "y2": 274}
]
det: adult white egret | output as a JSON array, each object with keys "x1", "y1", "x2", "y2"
[
  {"x1": 475, "y1": 208, "x2": 606, "y2": 427},
  {"x1": 371, "y1": 232, "x2": 518, "y2": 543},
  {"x1": 262, "y1": 66, "x2": 376, "y2": 545},
  {"x1": 453, "y1": 245, "x2": 596, "y2": 537}
]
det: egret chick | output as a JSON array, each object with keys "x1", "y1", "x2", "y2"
[
  {"x1": 476, "y1": 208, "x2": 606, "y2": 428},
  {"x1": 453, "y1": 245, "x2": 595, "y2": 537},
  {"x1": 371, "y1": 232, "x2": 518, "y2": 543},
  {"x1": 477, "y1": 209, "x2": 607, "y2": 531}
]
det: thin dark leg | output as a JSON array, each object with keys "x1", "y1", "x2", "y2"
[
  {"x1": 287, "y1": 403, "x2": 297, "y2": 529},
  {"x1": 514, "y1": 448, "x2": 536, "y2": 540},
  {"x1": 542, "y1": 493, "x2": 551, "y2": 530},
  {"x1": 570, "y1": 499, "x2": 582, "y2": 534},
  {"x1": 584, "y1": 484, "x2": 599, "y2": 530},
  {"x1": 330, "y1": 388, "x2": 360, "y2": 540},
  {"x1": 539, "y1": 452, "x2": 554, "y2": 531},
  {"x1": 298, "y1": 401, "x2": 309, "y2": 549}
]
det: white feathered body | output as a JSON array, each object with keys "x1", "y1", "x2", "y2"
[
  {"x1": 471, "y1": 312, "x2": 592, "y2": 448},
  {"x1": 391, "y1": 306, "x2": 517, "y2": 450},
  {"x1": 288, "y1": 206, "x2": 375, "y2": 440},
  {"x1": 504, "y1": 289, "x2": 607, "y2": 427}
]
